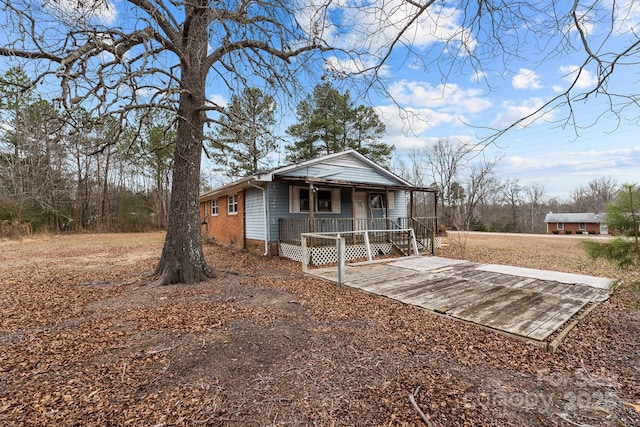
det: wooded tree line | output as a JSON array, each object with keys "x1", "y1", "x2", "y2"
[
  {"x1": 0, "y1": 72, "x2": 391, "y2": 234},
  {"x1": 0, "y1": 68, "x2": 174, "y2": 234},
  {"x1": 394, "y1": 139, "x2": 623, "y2": 234}
]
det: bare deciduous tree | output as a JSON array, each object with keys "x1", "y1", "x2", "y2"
[
  {"x1": 424, "y1": 139, "x2": 473, "y2": 225},
  {"x1": 572, "y1": 177, "x2": 619, "y2": 213},
  {"x1": 502, "y1": 179, "x2": 522, "y2": 233},
  {"x1": 524, "y1": 182, "x2": 547, "y2": 233},
  {"x1": 463, "y1": 156, "x2": 501, "y2": 231}
]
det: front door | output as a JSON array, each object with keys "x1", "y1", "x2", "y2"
[{"x1": 354, "y1": 192, "x2": 368, "y2": 230}]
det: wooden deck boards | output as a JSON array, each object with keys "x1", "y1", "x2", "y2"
[{"x1": 307, "y1": 256, "x2": 612, "y2": 345}]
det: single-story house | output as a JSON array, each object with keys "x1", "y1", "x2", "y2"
[
  {"x1": 544, "y1": 212, "x2": 608, "y2": 234},
  {"x1": 199, "y1": 150, "x2": 439, "y2": 263}
]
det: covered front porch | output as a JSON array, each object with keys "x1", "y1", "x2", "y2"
[
  {"x1": 278, "y1": 216, "x2": 440, "y2": 264},
  {"x1": 274, "y1": 175, "x2": 439, "y2": 264}
]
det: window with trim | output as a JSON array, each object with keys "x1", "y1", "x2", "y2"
[
  {"x1": 370, "y1": 193, "x2": 395, "y2": 210},
  {"x1": 316, "y1": 189, "x2": 334, "y2": 212},
  {"x1": 289, "y1": 186, "x2": 341, "y2": 213},
  {"x1": 228, "y1": 194, "x2": 238, "y2": 214},
  {"x1": 579, "y1": 222, "x2": 586, "y2": 230},
  {"x1": 370, "y1": 194, "x2": 384, "y2": 210},
  {"x1": 299, "y1": 189, "x2": 310, "y2": 212},
  {"x1": 211, "y1": 199, "x2": 218, "y2": 216},
  {"x1": 557, "y1": 222, "x2": 564, "y2": 230}
]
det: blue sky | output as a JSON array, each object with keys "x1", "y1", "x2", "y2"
[
  {"x1": 2, "y1": 0, "x2": 639, "y2": 199},
  {"x1": 373, "y1": 65, "x2": 640, "y2": 198},
  {"x1": 300, "y1": 1, "x2": 640, "y2": 199}
]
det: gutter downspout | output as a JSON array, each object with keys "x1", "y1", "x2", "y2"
[{"x1": 249, "y1": 180, "x2": 269, "y2": 255}]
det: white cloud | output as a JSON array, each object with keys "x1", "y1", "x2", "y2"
[
  {"x1": 470, "y1": 70, "x2": 486, "y2": 83},
  {"x1": 207, "y1": 93, "x2": 228, "y2": 108},
  {"x1": 387, "y1": 80, "x2": 492, "y2": 114},
  {"x1": 387, "y1": 133, "x2": 477, "y2": 152},
  {"x1": 567, "y1": 5, "x2": 597, "y2": 38},
  {"x1": 497, "y1": 142, "x2": 640, "y2": 198},
  {"x1": 370, "y1": 81, "x2": 492, "y2": 145},
  {"x1": 46, "y1": 0, "x2": 117, "y2": 25},
  {"x1": 502, "y1": 155, "x2": 546, "y2": 171},
  {"x1": 324, "y1": 56, "x2": 391, "y2": 78},
  {"x1": 558, "y1": 65, "x2": 598, "y2": 90},
  {"x1": 512, "y1": 68, "x2": 543, "y2": 90},
  {"x1": 297, "y1": 1, "x2": 475, "y2": 63},
  {"x1": 377, "y1": 104, "x2": 457, "y2": 137},
  {"x1": 99, "y1": 51, "x2": 115, "y2": 63},
  {"x1": 490, "y1": 98, "x2": 550, "y2": 128},
  {"x1": 611, "y1": 0, "x2": 640, "y2": 33},
  {"x1": 375, "y1": 103, "x2": 484, "y2": 156}
]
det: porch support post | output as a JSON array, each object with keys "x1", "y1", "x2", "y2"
[
  {"x1": 433, "y1": 191, "x2": 438, "y2": 254},
  {"x1": 434, "y1": 191, "x2": 439, "y2": 230},
  {"x1": 386, "y1": 188, "x2": 391, "y2": 217},
  {"x1": 410, "y1": 190, "x2": 414, "y2": 219},
  {"x1": 351, "y1": 186, "x2": 356, "y2": 232},
  {"x1": 385, "y1": 188, "x2": 390, "y2": 231},
  {"x1": 434, "y1": 191, "x2": 438, "y2": 218},
  {"x1": 309, "y1": 183, "x2": 315, "y2": 233}
]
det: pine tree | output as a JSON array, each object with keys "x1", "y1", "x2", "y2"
[
  {"x1": 209, "y1": 87, "x2": 277, "y2": 177},
  {"x1": 285, "y1": 83, "x2": 391, "y2": 165}
]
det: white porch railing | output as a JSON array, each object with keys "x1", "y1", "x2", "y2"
[{"x1": 300, "y1": 228, "x2": 419, "y2": 285}]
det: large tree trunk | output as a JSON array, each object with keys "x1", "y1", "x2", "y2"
[
  {"x1": 153, "y1": 1, "x2": 215, "y2": 285},
  {"x1": 154, "y1": 76, "x2": 214, "y2": 284},
  {"x1": 154, "y1": 87, "x2": 214, "y2": 283},
  {"x1": 153, "y1": 16, "x2": 214, "y2": 284}
]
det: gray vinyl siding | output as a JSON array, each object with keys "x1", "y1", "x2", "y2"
[
  {"x1": 268, "y1": 185, "x2": 355, "y2": 240},
  {"x1": 389, "y1": 191, "x2": 407, "y2": 220},
  {"x1": 267, "y1": 182, "x2": 290, "y2": 241},
  {"x1": 369, "y1": 191, "x2": 407, "y2": 220},
  {"x1": 245, "y1": 188, "x2": 266, "y2": 240},
  {"x1": 278, "y1": 156, "x2": 399, "y2": 186}
]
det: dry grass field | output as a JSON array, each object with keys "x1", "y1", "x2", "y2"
[
  {"x1": 0, "y1": 231, "x2": 638, "y2": 426},
  {"x1": 441, "y1": 232, "x2": 632, "y2": 280}
]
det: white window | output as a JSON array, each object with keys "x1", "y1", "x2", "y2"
[
  {"x1": 228, "y1": 194, "x2": 238, "y2": 214},
  {"x1": 211, "y1": 199, "x2": 218, "y2": 216},
  {"x1": 370, "y1": 194, "x2": 384, "y2": 210},
  {"x1": 579, "y1": 222, "x2": 586, "y2": 230},
  {"x1": 557, "y1": 222, "x2": 564, "y2": 230},
  {"x1": 370, "y1": 193, "x2": 395, "y2": 210},
  {"x1": 289, "y1": 186, "x2": 341, "y2": 213}
]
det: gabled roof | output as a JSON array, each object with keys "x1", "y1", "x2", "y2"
[
  {"x1": 258, "y1": 149, "x2": 411, "y2": 186},
  {"x1": 544, "y1": 212, "x2": 605, "y2": 223},
  {"x1": 200, "y1": 150, "x2": 436, "y2": 201}
]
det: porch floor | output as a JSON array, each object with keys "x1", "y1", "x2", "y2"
[{"x1": 306, "y1": 256, "x2": 614, "y2": 349}]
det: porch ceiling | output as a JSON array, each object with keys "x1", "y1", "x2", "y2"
[{"x1": 273, "y1": 175, "x2": 438, "y2": 194}]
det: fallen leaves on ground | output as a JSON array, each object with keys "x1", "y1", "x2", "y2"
[{"x1": 0, "y1": 232, "x2": 638, "y2": 426}]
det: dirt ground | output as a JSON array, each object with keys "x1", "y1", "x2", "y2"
[{"x1": 0, "y1": 231, "x2": 638, "y2": 426}]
